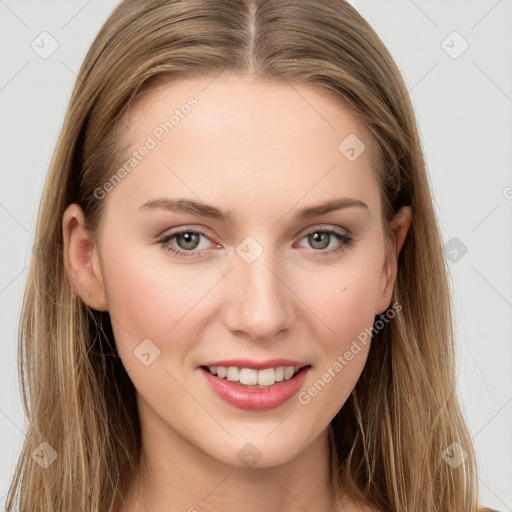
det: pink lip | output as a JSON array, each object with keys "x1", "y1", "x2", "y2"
[
  {"x1": 199, "y1": 366, "x2": 310, "y2": 411},
  {"x1": 201, "y1": 359, "x2": 309, "y2": 370}
]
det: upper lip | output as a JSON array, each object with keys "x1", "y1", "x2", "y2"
[{"x1": 200, "y1": 359, "x2": 310, "y2": 370}]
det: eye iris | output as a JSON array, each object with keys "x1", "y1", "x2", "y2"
[
  {"x1": 177, "y1": 232, "x2": 200, "y2": 250},
  {"x1": 309, "y1": 232, "x2": 330, "y2": 250}
]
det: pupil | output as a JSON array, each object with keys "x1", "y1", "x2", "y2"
[
  {"x1": 310, "y1": 232, "x2": 329, "y2": 249},
  {"x1": 178, "y1": 232, "x2": 199, "y2": 249}
]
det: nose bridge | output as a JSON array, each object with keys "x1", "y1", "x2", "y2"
[{"x1": 224, "y1": 240, "x2": 295, "y2": 340}]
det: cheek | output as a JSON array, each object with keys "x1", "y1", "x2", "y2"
[
  {"x1": 99, "y1": 241, "x2": 225, "y2": 369},
  {"x1": 99, "y1": 244, "x2": 198, "y2": 350},
  {"x1": 296, "y1": 265, "x2": 378, "y2": 422},
  {"x1": 104, "y1": 262, "x2": 166, "y2": 334},
  {"x1": 304, "y1": 257, "x2": 381, "y2": 346}
]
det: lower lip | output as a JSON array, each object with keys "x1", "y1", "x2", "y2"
[{"x1": 199, "y1": 366, "x2": 310, "y2": 411}]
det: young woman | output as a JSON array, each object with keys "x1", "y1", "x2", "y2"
[{"x1": 6, "y1": 0, "x2": 499, "y2": 510}]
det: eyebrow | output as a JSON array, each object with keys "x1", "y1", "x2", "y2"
[{"x1": 138, "y1": 197, "x2": 370, "y2": 222}]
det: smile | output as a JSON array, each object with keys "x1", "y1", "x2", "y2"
[
  {"x1": 204, "y1": 365, "x2": 302, "y2": 387},
  {"x1": 199, "y1": 363, "x2": 311, "y2": 411}
]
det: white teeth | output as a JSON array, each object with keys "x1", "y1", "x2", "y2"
[
  {"x1": 284, "y1": 366, "x2": 295, "y2": 380},
  {"x1": 206, "y1": 365, "x2": 304, "y2": 386},
  {"x1": 257, "y1": 368, "x2": 275, "y2": 386},
  {"x1": 239, "y1": 368, "x2": 258, "y2": 385},
  {"x1": 226, "y1": 367, "x2": 240, "y2": 381}
]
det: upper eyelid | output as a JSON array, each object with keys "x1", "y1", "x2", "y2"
[
  {"x1": 296, "y1": 223, "x2": 352, "y2": 237},
  {"x1": 158, "y1": 225, "x2": 216, "y2": 240}
]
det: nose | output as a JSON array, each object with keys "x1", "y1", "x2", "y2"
[{"x1": 222, "y1": 248, "x2": 296, "y2": 341}]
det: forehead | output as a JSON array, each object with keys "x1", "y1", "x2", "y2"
[
  {"x1": 107, "y1": 75, "x2": 381, "y2": 223},
  {"x1": 125, "y1": 74, "x2": 375, "y2": 152}
]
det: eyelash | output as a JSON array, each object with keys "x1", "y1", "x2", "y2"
[{"x1": 157, "y1": 227, "x2": 354, "y2": 259}]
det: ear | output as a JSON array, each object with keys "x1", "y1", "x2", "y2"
[
  {"x1": 62, "y1": 204, "x2": 108, "y2": 311},
  {"x1": 375, "y1": 205, "x2": 412, "y2": 315}
]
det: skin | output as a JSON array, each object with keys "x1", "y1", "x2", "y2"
[{"x1": 63, "y1": 75, "x2": 412, "y2": 512}]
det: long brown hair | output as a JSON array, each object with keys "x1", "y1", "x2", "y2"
[{"x1": 6, "y1": 0, "x2": 484, "y2": 510}]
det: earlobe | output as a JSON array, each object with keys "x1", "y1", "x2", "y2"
[{"x1": 62, "y1": 204, "x2": 108, "y2": 311}]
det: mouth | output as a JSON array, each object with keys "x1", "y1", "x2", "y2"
[
  {"x1": 198, "y1": 362, "x2": 311, "y2": 411},
  {"x1": 200, "y1": 364, "x2": 310, "y2": 388}
]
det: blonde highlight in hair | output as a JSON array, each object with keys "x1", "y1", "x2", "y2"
[{"x1": 7, "y1": 1, "x2": 485, "y2": 510}]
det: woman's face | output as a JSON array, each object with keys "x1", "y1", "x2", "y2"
[{"x1": 65, "y1": 75, "x2": 409, "y2": 469}]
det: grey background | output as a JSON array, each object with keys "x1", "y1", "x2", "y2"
[{"x1": 1, "y1": 0, "x2": 511, "y2": 509}]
